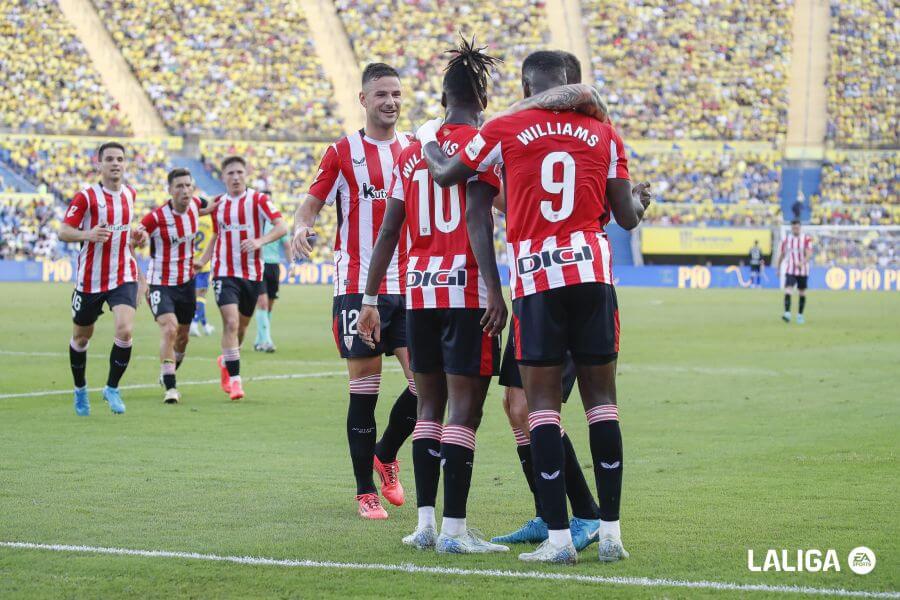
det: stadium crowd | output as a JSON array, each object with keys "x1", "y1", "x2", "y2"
[
  {"x1": 91, "y1": 0, "x2": 342, "y2": 139},
  {"x1": 826, "y1": 0, "x2": 898, "y2": 148},
  {"x1": 0, "y1": 198, "x2": 64, "y2": 260},
  {"x1": 0, "y1": 137, "x2": 172, "y2": 206},
  {"x1": 812, "y1": 152, "x2": 898, "y2": 225},
  {"x1": 0, "y1": 0, "x2": 129, "y2": 135},
  {"x1": 335, "y1": 0, "x2": 551, "y2": 131},
  {"x1": 583, "y1": 0, "x2": 792, "y2": 141}
]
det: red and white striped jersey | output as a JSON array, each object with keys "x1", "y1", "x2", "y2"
[
  {"x1": 460, "y1": 110, "x2": 629, "y2": 299},
  {"x1": 141, "y1": 197, "x2": 206, "y2": 286},
  {"x1": 309, "y1": 129, "x2": 412, "y2": 297},
  {"x1": 211, "y1": 188, "x2": 282, "y2": 282},
  {"x1": 63, "y1": 183, "x2": 139, "y2": 293},
  {"x1": 780, "y1": 233, "x2": 812, "y2": 276},
  {"x1": 389, "y1": 123, "x2": 501, "y2": 309}
]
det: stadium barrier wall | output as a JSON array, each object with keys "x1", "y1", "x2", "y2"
[{"x1": 7, "y1": 259, "x2": 900, "y2": 292}]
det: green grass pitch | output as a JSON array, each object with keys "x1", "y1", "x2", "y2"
[{"x1": 0, "y1": 282, "x2": 897, "y2": 598}]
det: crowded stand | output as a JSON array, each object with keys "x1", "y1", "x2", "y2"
[
  {"x1": 826, "y1": 0, "x2": 898, "y2": 148},
  {"x1": 0, "y1": 0, "x2": 129, "y2": 135},
  {"x1": 582, "y1": 0, "x2": 792, "y2": 142},
  {"x1": 334, "y1": 0, "x2": 551, "y2": 131},
  {"x1": 0, "y1": 197, "x2": 65, "y2": 260},
  {"x1": 91, "y1": 0, "x2": 342, "y2": 139}
]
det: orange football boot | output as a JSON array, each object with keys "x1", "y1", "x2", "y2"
[
  {"x1": 373, "y1": 456, "x2": 405, "y2": 506},
  {"x1": 216, "y1": 356, "x2": 231, "y2": 394},
  {"x1": 229, "y1": 379, "x2": 244, "y2": 401},
  {"x1": 356, "y1": 493, "x2": 388, "y2": 519}
]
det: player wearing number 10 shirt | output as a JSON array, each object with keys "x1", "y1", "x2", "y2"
[{"x1": 419, "y1": 51, "x2": 651, "y2": 564}]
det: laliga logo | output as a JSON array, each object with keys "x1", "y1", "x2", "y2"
[
  {"x1": 517, "y1": 245, "x2": 593, "y2": 276},
  {"x1": 747, "y1": 547, "x2": 876, "y2": 574},
  {"x1": 407, "y1": 269, "x2": 467, "y2": 288}
]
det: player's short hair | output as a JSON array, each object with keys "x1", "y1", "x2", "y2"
[
  {"x1": 791, "y1": 219, "x2": 801, "y2": 225},
  {"x1": 362, "y1": 63, "x2": 400, "y2": 86},
  {"x1": 555, "y1": 50, "x2": 581, "y2": 84},
  {"x1": 167, "y1": 168, "x2": 192, "y2": 185},
  {"x1": 442, "y1": 35, "x2": 502, "y2": 109},
  {"x1": 97, "y1": 141, "x2": 126, "y2": 160},
  {"x1": 522, "y1": 51, "x2": 567, "y2": 85},
  {"x1": 221, "y1": 156, "x2": 246, "y2": 172}
]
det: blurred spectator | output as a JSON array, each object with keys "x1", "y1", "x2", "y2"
[
  {"x1": 92, "y1": 0, "x2": 342, "y2": 139},
  {"x1": 813, "y1": 151, "x2": 898, "y2": 225},
  {"x1": 826, "y1": 0, "x2": 898, "y2": 148},
  {"x1": 0, "y1": 198, "x2": 66, "y2": 260},
  {"x1": 0, "y1": 136, "x2": 173, "y2": 212},
  {"x1": 335, "y1": 0, "x2": 551, "y2": 132},
  {"x1": 584, "y1": 0, "x2": 792, "y2": 141},
  {"x1": 0, "y1": 0, "x2": 129, "y2": 135}
]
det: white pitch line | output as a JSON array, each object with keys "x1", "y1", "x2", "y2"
[
  {"x1": 0, "y1": 368, "x2": 402, "y2": 400},
  {"x1": 0, "y1": 542, "x2": 895, "y2": 598},
  {"x1": 0, "y1": 349, "x2": 780, "y2": 377}
]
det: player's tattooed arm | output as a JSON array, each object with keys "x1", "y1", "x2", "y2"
[
  {"x1": 466, "y1": 180, "x2": 507, "y2": 337},
  {"x1": 608, "y1": 180, "x2": 653, "y2": 230},
  {"x1": 292, "y1": 194, "x2": 325, "y2": 259},
  {"x1": 415, "y1": 118, "x2": 478, "y2": 187},
  {"x1": 420, "y1": 142, "x2": 477, "y2": 187},
  {"x1": 489, "y1": 84, "x2": 609, "y2": 123},
  {"x1": 358, "y1": 197, "x2": 407, "y2": 349}
]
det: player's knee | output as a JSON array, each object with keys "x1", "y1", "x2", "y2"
[
  {"x1": 115, "y1": 324, "x2": 133, "y2": 342},
  {"x1": 73, "y1": 333, "x2": 91, "y2": 347},
  {"x1": 161, "y1": 321, "x2": 177, "y2": 340}
]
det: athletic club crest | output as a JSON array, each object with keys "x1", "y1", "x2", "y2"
[{"x1": 344, "y1": 335, "x2": 354, "y2": 350}]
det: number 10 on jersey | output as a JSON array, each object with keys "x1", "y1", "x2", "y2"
[{"x1": 412, "y1": 170, "x2": 461, "y2": 236}]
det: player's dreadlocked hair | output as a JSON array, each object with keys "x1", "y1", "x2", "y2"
[{"x1": 442, "y1": 35, "x2": 502, "y2": 109}]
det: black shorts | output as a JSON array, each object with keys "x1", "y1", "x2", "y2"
[
  {"x1": 407, "y1": 308, "x2": 500, "y2": 377},
  {"x1": 512, "y1": 283, "x2": 619, "y2": 366},
  {"x1": 751, "y1": 264, "x2": 761, "y2": 273},
  {"x1": 149, "y1": 281, "x2": 197, "y2": 324},
  {"x1": 213, "y1": 277, "x2": 262, "y2": 317},
  {"x1": 333, "y1": 294, "x2": 406, "y2": 359},
  {"x1": 71, "y1": 282, "x2": 138, "y2": 326},
  {"x1": 498, "y1": 330, "x2": 577, "y2": 401},
  {"x1": 785, "y1": 274, "x2": 808, "y2": 290},
  {"x1": 263, "y1": 263, "x2": 281, "y2": 299}
]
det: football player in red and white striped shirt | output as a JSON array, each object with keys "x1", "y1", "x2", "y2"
[
  {"x1": 357, "y1": 42, "x2": 508, "y2": 553},
  {"x1": 138, "y1": 168, "x2": 215, "y2": 403},
  {"x1": 59, "y1": 141, "x2": 147, "y2": 417},
  {"x1": 194, "y1": 156, "x2": 288, "y2": 401},
  {"x1": 779, "y1": 220, "x2": 813, "y2": 324},
  {"x1": 416, "y1": 51, "x2": 651, "y2": 564},
  {"x1": 292, "y1": 63, "x2": 418, "y2": 520}
]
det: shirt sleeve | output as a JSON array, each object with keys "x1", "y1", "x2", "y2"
[
  {"x1": 140, "y1": 211, "x2": 158, "y2": 233},
  {"x1": 257, "y1": 193, "x2": 282, "y2": 222},
  {"x1": 388, "y1": 163, "x2": 405, "y2": 202},
  {"x1": 63, "y1": 192, "x2": 88, "y2": 227},
  {"x1": 308, "y1": 144, "x2": 343, "y2": 206},
  {"x1": 606, "y1": 127, "x2": 630, "y2": 180},
  {"x1": 474, "y1": 163, "x2": 502, "y2": 190},
  {"x1": 460, "y1": 121, "x2": 504, "y2": 173},
  {"x1": 196, "y1": 197, "x2": 208, "y2": 210}
]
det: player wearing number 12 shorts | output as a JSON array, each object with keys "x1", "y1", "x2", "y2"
[
  {"x1": 292, "y1": 63, "x2": 418, "y2": 520},
  {"x1": 418, "y1": 51, "x2": 651, "y2": 563}
]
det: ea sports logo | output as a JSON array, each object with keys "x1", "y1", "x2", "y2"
[{"x1": 848, "y1": 547, "x2": 876, "y2": 575}]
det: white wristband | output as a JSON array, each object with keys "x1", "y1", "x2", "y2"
[{"x1": 361, "y1": 293, "x2": 379, "y2": 306}]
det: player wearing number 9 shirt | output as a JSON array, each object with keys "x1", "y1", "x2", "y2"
[{"x1": 417, "y1": 51, "x2": 651, "y2": 564}]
